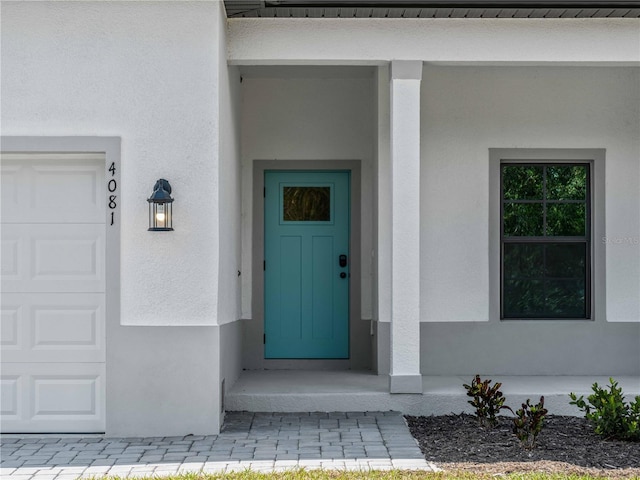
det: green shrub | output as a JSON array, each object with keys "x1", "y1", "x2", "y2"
[
  {"x1": 569, "y1": 377, "x2": 640, "y2": 441},
  {"x1": 512, "y1": 396, "x2": 548, "y2": 449},
  {"x1": 463, "y1": 375, "x2": 509, "y2": 428}
]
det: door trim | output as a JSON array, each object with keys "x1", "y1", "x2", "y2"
[{"x1": 248, "y1": 160, "x2": 364, "y2": 370}]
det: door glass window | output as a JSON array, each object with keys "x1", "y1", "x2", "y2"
[{"x1": 282, "y1": 186, "x2": 331, "y2": 222}]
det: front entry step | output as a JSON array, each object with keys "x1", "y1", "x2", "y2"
[{"x1": 225, "y1": 371, "x2": 640, "y2": 416}]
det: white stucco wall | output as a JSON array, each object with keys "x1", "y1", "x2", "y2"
[
  {"x1": 421, "y1": 65, "x2": 640, "y2": 323},
  {"x1": 1, "y1": 0, "x2": 221, "y2": 326},
  {"x1": 216, "y1": 0, "x2": 243, "y2": 408},
  {"x1": 218, "y1": 14, "x2": 243, "y2": 327},
  {"x1": 239, "y1": 68, "x2": 376, "y2": 321},
  {"x1": 1, "y1": 0, "x2": 226, "y2": 435},
  {"x1": 107, "y1": 326, "x2": 220, "y2": 436}
]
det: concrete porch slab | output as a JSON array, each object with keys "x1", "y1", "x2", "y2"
[{"x1": 226, "y1": 371, "x2": 640, "y2": 417}]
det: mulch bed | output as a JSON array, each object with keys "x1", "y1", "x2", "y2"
[{"x1": 405, "y1": 414, "x2": 640, "y2": 478}]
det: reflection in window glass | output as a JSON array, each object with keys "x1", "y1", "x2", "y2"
[
  {"x1": 283, "y1": 187, "x2": 331, "y2": 221},
  {"x1": 502, "y1": 165, "x2": 543, "y2": 200},
  {"x1": 547, "y1": 203, "x2": 586, "y2": 236},
  {"x1": 503, "y1": 203, "x2": 544, "y2": 237},
  {"x1": 503, "y1": 243, "x2": 586, "y2": 318},
  {"x1": 547, "y1": 166, "x2": 587, "y2": 200}
]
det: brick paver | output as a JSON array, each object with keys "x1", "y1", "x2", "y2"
[{"x1": 1, "y1": 412, "x2": 435, "y2": 478}]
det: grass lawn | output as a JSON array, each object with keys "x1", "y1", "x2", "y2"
[{"x1": 98, "y1": 471, "x2": 627, "y2": 480}]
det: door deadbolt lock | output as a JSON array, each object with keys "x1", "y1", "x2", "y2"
[{"x1": 339, "y1": 254, "x2": 348, "y2": 268}]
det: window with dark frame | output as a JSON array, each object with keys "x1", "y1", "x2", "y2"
[{"x1": 501, "y1": 163, "x2": 590, "y2": 319}]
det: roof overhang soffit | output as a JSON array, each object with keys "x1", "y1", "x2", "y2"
[{"x1": 223, "y1": 0, "x2": 640, "y2": 18}]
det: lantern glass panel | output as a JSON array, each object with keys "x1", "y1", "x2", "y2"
[{"x1": 148, "y1": 201, "x2": 173, "y2": 231}]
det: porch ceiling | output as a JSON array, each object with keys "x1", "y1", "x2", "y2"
[{"x1": 224, "y1": 0, "x2": 640, "y2": 18}]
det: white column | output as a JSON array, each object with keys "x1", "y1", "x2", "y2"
[{"x1": 389, "y1": 60, "x2": 422, "y2": 394}]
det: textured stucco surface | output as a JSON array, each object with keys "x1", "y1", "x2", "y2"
[
  {"x1": 420, "y1": 65, "x2": 640, "y2": 324},
  {"x1": 239, "y1": 69, "x2": 375, "y2": 321},
  {"x1": 1, "y1": 1, "x2": 227, "y2": 436},
  {"x1": 389, "y1": 62, "x2": 422, "y2": 388},
  {"x1": 106, "y1": 326, "x2": 220, "y2": 436},
  {"x1": 415, "y1": 66, "x2": 640, "y2": 375},
  {"x1": 1, "y1": 1, "x2": 222, "y2": 326},
  {"x1": 217, "y1": 17, "x2": 243, "y2": 327}
]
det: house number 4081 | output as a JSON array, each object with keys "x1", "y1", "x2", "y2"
[{"x1": 108, "y1": 162, "x2": 117, "y2": 226}]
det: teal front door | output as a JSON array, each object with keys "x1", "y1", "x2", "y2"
[{"x1": 264, "y1": 171, "x2": 350, "y2": 359}]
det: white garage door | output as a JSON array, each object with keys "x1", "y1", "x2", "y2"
[{"x1": 1, "y1": 153, "x2": 106, "y2": 433}]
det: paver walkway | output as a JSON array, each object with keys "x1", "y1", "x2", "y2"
[{"x1": 1, "y1": 412, "x2": 435, "y2": 479}]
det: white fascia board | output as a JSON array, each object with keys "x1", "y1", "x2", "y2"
[{"x1": 228, "y1": 18, "x2": 640, "y2": 65}]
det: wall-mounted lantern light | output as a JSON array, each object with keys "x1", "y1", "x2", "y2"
[{"x1": 147, "y1": 178, "x2": 174, "y2": 231}]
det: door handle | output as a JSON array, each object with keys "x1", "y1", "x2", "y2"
[{"x1": 339, "y1": 254, "x2": 348, "y2": 268}]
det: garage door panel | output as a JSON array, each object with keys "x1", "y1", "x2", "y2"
[
  {"x1": 33, "y1": 376, "x2": 98, "y2": 416},
  {"x1": 33, "y1": 230, "x2": 102, "y2": 282},
  {"x1": 2, "y1": 224, "x2": 105, "y2": 293},
  {"x1": 34, "y1": 307, "x2": 98, "y2": 348},
  {"x1": 1, "y1": 156, "x2": 105, "y2": 224},
  {"x1": 1, "y1": 293, "x2": 105, "y2": 363},
  {"x1": 1, "y1": 376, "x2": 21, "y2": 419},
  {"x1": 1, "y1": 236, "x2": 20, "y2": 277},
  {"x1": 0, "y1": 163, "x2": 23, "y2": 215},
  {"x1": 0, "y1": 363, "x2": 105, "y2": 433},
  {"x1": 1, "y1": 303, "x2": 22, "y2": 350}
]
